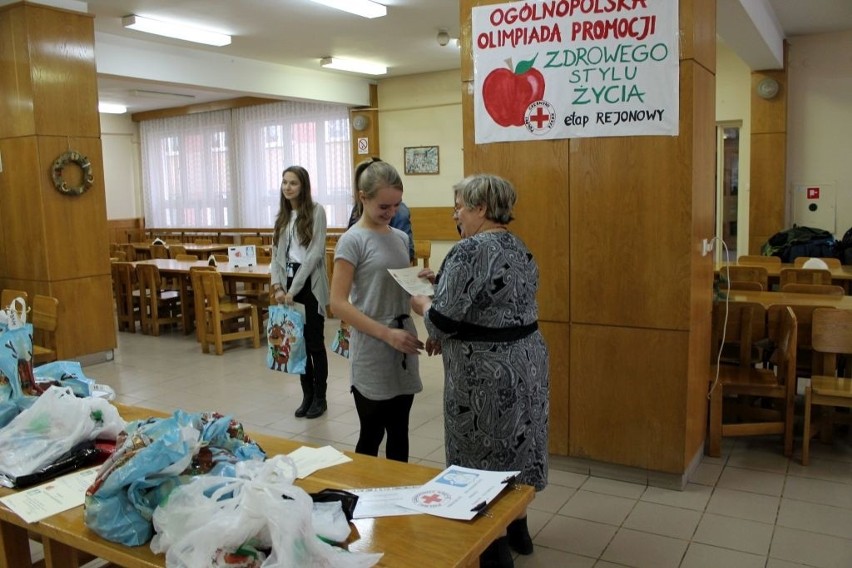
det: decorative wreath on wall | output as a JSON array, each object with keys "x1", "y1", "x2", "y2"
[{"x1": 51, "y1": 150, "x2": 94, "y2": 196}]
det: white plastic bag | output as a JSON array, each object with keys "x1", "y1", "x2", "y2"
[
  {"x1": 152, "y1": 455, "x2": 382, "y2": 567},
  {"x1": 0, "y1": 386, "x2": 125, "y2": 486}
]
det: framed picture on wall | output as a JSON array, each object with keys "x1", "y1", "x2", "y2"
[{"x1": 403, "y1": 146, "x2": 439, "y2": 175}]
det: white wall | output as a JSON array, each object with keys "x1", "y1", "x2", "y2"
[
  {"x1": 100, "y1": 113, "x2": 142, "y2": 220},
  {"x1": 786, "y1": 30, "x2": 852, "y2": 238}
]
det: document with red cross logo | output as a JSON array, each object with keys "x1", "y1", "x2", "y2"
[{"x1": 397, "y1": 465, "x2": 520, "y2": 520}]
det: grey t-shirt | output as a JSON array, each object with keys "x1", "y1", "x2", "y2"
[{"x1": 335, "y1": 226, "x2": 422, "y2": 400}]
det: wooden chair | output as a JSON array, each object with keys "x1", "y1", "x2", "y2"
[
  {"x1": 237, "y1": 255, "x2": 272, "y2": 319},
  {"x1": 780, "y1": 283, "x2": 846, "y2": 296},
  {"x1": 193, "y1": 269, "x2": 260, "y2": 355},
  {"x1": 150, "y1": 243, "x2": 169, "y2": 259},
  {"x1": 767, "y1": 303, "x2": 835, "y2": 379},
  {"x1": 738, "y1": 255, "x2": 781, "y2": 266},
  {"x1": 112, "y1": 250, "x2": 128, "y2": 262},
  {"x1": 111, "y1": 262, "x2": 140, "y2": 333},
  {"x1": 32, "y1": 294, "x2": 59, "y2": 365},
  {"x1": 779, "y1": 267, "x2": 832, "y2": 287},
  {"x1": 243, "y1": 236, "x2": 264, "y2": 246},
  {"x1": 413, "y1": 239, "x2": 431, "y2": 268},
  {"x1": 793, "y1": 256, "x2": 841, "y2": 269},
  {"x1": 194, "y1": 238, "x2": 213, "y2": 245},
  {"x1": 168, "y1": 244, "x2": 188, "y2": 258},
  {"x1": 136, "y1": 263, "x2": 182, "y2": 336},
  {"x1": 120, "y1": 243, "x2": 138, "y2": 262},
  {"x1": 721, "y1": 265, "x2": 769, "y2": 290},
  {"x1": 175, "y1": 254, "x2": 199, "y2": 262},
  {"x1": 708, "y1": 306, "x2": 798, "y2": 458},
  {"x1": 726, "y1": 281, "x2": 763, "y2": 291},
  {"x1": 711, "y1": 301, "x2": 767, "y2": 368},
  {"x1": 802, "y1": 308, "x2": 852, "y2": 465},
  {"x1": 1, "y1": 289, "x2": 28, "y2": 307}
]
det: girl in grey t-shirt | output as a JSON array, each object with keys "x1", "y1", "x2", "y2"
[{"x1": 330, "y1": 159, "x2": 423, "y2": 462}]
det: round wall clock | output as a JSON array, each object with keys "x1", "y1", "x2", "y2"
[
  {"x1": 352, "y1": 115, "x2": 370, "y2": 131},
  {"x1": 757, "y1": 78, "x2": 780, "y2": 100}
]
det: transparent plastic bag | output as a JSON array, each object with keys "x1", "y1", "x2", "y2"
[
  {"x1": 152, "y1": 456, "x2": 382, "y2": 568},
  {"x1": 85, "y1": 410, "x2": 266, "y2": 546},
  {"x1": 0, "y1": 386, "x2": 125, "y2": 487}
]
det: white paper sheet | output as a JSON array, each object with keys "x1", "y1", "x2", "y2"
[
  {"x1": 287, "y1": 445, "x2": 351, "y2": 479},
  {"x1": 387, "y1": 267, "x2": 434, "y2": 297},
  {"x1": 0, "y1": 467, "x2": 100, "y2": 524},
  {"x1": 349, "y1": 486, "x2": 423, "y2": 519},
  {"x1": 396, "y1": 465, "x2": 519, "y2": 520}
]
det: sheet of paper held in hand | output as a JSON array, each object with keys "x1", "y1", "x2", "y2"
[
  {"x1": 387, "y1": 267, "x2": 434, "y2": 297},
  {"x1": 0, "y1": 467, "x2": 100, "y2": 523},
  {"x1": 396, "y1": 465, "x2": 520, "y2": 520}
]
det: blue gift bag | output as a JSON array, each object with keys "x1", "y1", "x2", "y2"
[{"x1": 266, "y1": 304, "x2": 307, "y2": 374}]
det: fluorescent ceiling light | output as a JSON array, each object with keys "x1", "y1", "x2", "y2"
[
  {"x1": 320, "y1": 57, "x2": 387, "y2": 75},
  {"x1": 122, "y1": 15, "x2": 231, "y2": 47},
  {"x1": 99, "y1": 102, "x2": 127, "y2": 114},
  {"x1": 308, "y1": 0, "x2": 386, "y2": 19}
]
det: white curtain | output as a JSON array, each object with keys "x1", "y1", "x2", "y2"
[{"x1": 140, "y1": 101, "x2": 352, "y2": 229}]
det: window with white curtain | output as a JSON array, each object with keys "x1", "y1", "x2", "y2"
[{"x1": 140, "y1": 101, "x2": 353, "y2": 229}]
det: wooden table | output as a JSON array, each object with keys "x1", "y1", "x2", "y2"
[
  {"x1": 134, "y1": 259, "x2": 271, "y2": 334},
  {"x1": 716, "y1": 262, "x2": 852, "y2": 287},
  {"x1": 720, "y1": 289, "x2": 852, "y2": 310},
  {"x1": 131, "y1": 243, "x2": 232, "y2": 260},
  {"x1": 0, "y1": 404, "x2": 533, "y2": 567}
]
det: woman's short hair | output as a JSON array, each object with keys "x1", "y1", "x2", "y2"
[{"x1": 453, "y1": 174, "x2": 516, "y2": 224}]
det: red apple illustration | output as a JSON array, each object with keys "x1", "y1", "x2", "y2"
[{"x1": 482, "y1": 56, "x2": 545, "y2": 127}]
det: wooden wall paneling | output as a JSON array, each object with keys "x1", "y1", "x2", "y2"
[
  {"x1": 749, "y1": 133, "x2": 787, "y2": 254},
  {"x1": 107, "y1": 218, "x2": 145, "y2": 243},
  {"x1": 568, "y1": 130, "x2": 692, "y2": 330},
  {"x1": 540, "y1": 321, "x2": 569, "y2": 455},
  {"x1": 27, "y1": 5, "x2": 99, "y2": 137},
  {"x1": 678, "y1": 0, "x2": 717, "y2": 73},
  {"x1": 49, "y1": 275, "x2": 117, "y2": 358},
  {"x1": 0, "y1": 2, "x2": 116, "y2": 360},
  {"x1": 409, "y1": 207, "x2": 461, "y2": 241},
  {"x1": 749, "y1": 56, "x2": 787, "y2": 255},
  {"x1": 686, "y1": 63, "x2": 717, "y2": 464},
  {"x1": 570, "y1": 323, "x2": 689, "y2": 472},
  {"x1": 350, "y1": 84, "x2": 380, "y2": 173},
  {"x1": 39, "y1": 136, "x2": 111, "y2": 280},
  {"x1": 460, "y1": 0, "x2": 714, "y2": 472},
  {"x1": 751, "y1": 70, "x2": 787, "y2": 135},
  {"x1": 0, "y1": 5, "x2": 36, "y2": 138},
  {"x1": 0, "y1": 137, "x2": 49, "y2": 282},
  {"x1": 461, "y1": 103, "x2": 571, "y2": 322}
]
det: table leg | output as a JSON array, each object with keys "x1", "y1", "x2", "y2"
[
  {"x1": 0, "y1": 520, "x2": 34, "y2": 567},
  {"x1": 42, "y1": 536, "x2": 82, "y2": 568},
  {"x1": 178, "y1": 274, "x2": 193, "y2": 335}
]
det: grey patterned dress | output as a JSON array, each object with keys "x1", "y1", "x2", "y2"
[{"x1": 423, "y1": 230, "x2": 549, "y2": 491}]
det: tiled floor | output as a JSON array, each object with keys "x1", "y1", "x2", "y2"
[{"x1": 83, "y1": 317, "x2": 852, "y2": 568}]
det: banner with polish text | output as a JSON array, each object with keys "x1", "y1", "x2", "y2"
[{"x1": 472, "y1": 0, "x2": 679, "y2": 144}]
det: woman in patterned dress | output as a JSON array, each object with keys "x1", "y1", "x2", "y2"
[{"x1": 411, "y1": 174, "x2": 549, "y2": 567}]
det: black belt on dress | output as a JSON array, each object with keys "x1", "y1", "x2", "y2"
[{"x1": 429, "y1": 308, "x2": 538, "y2": 343}]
